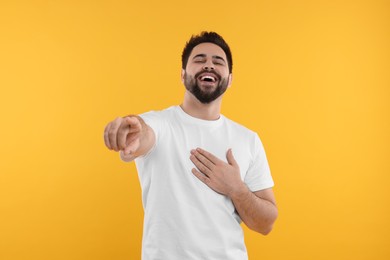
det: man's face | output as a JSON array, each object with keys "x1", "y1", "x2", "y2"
[{"x1": 182, "y1": 42, "x2": 232, "y2": 104}]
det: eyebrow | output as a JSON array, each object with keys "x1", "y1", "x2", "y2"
[{"x1": 192, "y1": 54, "x2": 226, "y2": 63}]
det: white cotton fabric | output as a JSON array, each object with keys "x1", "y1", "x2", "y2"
[{"x1": 134, "y1": 106, "x2": 274, "y2": 260}]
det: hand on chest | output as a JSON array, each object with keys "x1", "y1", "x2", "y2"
[{"x1": 163, "y1": 123, "x2": 252, "y2": 179}]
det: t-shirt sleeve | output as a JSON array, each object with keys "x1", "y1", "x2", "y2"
[{"x1": 244, "y1": 134, "x2": 274, "y2": 191}]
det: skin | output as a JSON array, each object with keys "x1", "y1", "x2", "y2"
[{"x1": 103, "y1": 42, "x2": 278, "y2": 235}]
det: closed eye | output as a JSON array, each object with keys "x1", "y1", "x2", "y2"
[
  {"x1": 213, "y1": 58, "x2": 226, "y2": 66},
  {"x1": 193, "y1": 58, "x2": 206, "y2": 63}
]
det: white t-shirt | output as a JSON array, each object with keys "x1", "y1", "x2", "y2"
[{"x1": 135, "y1": 106, "x2": 274, "y2": 260}]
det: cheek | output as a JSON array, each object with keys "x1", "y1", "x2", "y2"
[
  {"x1": 220, "y1": 72, "x2": 230, "y2": 80},
  {"x1": 216, "y1": 66, "x2": 229, "y2": 75}
]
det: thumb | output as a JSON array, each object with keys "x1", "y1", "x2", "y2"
[
  {"x1": 124, "y1": 138, "x2": 140, "y2": 155},
  {"x1": 226, "y1": 148, "x2": 238, "y2": 166}
]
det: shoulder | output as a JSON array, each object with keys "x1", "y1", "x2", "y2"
[
  {"x1": 223, "y1": 115, "x2": 258, "y2": 138},
  {"x1": 139, "y1": 106, "x2": 175, "y2": 118},
  {"x1": 222, "y1": 115, "x2": 265, "y2": 154},
  {"x1": 138, "y1": 106, "x2": 177, "y2": 123}
]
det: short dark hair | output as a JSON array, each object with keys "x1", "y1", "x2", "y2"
[{"x1": 181, "y1": 31, "x2": 233, "y2": 73}]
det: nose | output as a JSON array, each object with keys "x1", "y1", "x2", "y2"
[{"x1": 203, "y1": 59, "x2": 215, "y2": 71}]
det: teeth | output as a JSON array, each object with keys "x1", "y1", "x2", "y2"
[{"x1": 201, "y1": 76, "x2": 216, "y2": 82}]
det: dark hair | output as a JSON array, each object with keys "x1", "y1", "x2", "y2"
[{"x1": 181, "y1": 31, "x2": 233, "y2": 73}]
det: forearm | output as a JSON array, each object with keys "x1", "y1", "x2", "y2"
[{"x1": 230, "y1": 185, "x2": 278, "y2": 235}]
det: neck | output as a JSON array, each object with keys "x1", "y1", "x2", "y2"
[{"x1": 180, "y1": 91, "x2": 222, "y2": 120}]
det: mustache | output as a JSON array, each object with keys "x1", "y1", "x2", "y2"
[{"x1": 194, "y1": 70, "x2": 221, "y2": 81}]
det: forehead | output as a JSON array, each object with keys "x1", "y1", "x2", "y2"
[{"x1": 189, "y1": 42, "x2": 227, "y2": 60}]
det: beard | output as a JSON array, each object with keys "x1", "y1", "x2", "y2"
[{"x1": 183, "y1": 70, "x2": 229, "y2": 104}]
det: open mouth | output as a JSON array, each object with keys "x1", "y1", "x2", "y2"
[
  {"x1": 197, "y1": 72, "x2": 220, "y2": 84},
  {"x1": 200, "y1": 75, "x2": 216, "y2": 82}
]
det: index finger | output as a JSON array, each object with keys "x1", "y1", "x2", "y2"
[
  {"x1": 125, "y1": 116, "x2": 142, "y2": 131},
  {"x1": 196, "y1": 148, "x2": 220, "y2": 164}
]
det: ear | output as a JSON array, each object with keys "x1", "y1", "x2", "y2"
[
  {"x1": 227, "y1": 73, "x2": 233, "y2": 88},
  {"x1": 181, "y1": 69, "x2": 185, "y2": 83}
]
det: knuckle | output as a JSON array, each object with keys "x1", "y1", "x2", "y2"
[
  {"x1": 117, "y1": 127, "x2": 125, "y2": 136},
  {"x1": 108, "y1": 131, "x2": 116, "y2": 139}
]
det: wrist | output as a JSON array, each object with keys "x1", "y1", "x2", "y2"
[{"x1": 228, "y1": 182, "x2": 249, "y2": 200}]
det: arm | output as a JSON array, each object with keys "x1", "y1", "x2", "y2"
[
  {"x1": 230, "y1": 187, "x2": 278, "y2": 235},
  {"x1": 190, "y1": 148, "x2": 278, "y2": 235},
  {"x1": 104, "y1": 115, "x2": 155, "y2": 162}
]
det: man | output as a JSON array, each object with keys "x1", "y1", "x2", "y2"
[{"x1": 104, "y1": 31, "x2": 278, "y2": 260}]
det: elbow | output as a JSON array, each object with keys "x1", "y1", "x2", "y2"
[
  {"x1": 252, "y1": 209, "x2": 278, "y2": 236},
  {"x1": 250, "y1": 221, "x2": 274, "y2": 236},
  {"x1": 258, "y1": 224, "x2": 274, "y2": 236}
]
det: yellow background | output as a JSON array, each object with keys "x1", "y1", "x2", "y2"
[{"x1": 1, "y1": 0, "x2": 389, "y2": 259}]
